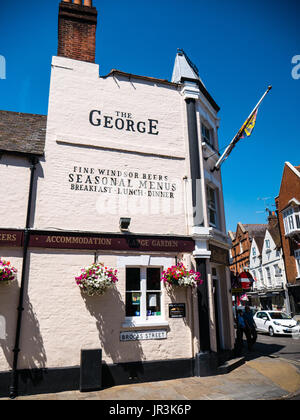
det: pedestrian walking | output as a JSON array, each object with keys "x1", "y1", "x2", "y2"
[
  {"x1": 236, "y1": 309, "x2": 249, "y2": 354},
  {"x1": 243, "y1": 306, "x2": 257, "y2": 351}
]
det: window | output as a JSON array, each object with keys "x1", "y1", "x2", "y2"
[
  {"x1": 257, "y1": 268, "x2": 264, "y2": 288},
  {"x1": 265, "y1": 267, "x2": 272, "y2": 286},
  {"x1": 256, "y1": 311, "x2": 269, "y2": 319},
  {"x1": 295, "y1": 250, "x2": 300, "y2": 277},
  {"x1": 252, "y1": 270, "x2": 256, "y2": 286},
  {"x1": 201, "y1": 123, "x2": 213, "y2": 147},
  {"x1": 240, "y1": 242, "x2": 243, "y2": 254},
  {"x1": 274, "y1": 264, "x2": 282, "y2": 277},
  {"x1": 207, "y1": 185, "x2": 218, "y2": 228},
  {"x1": 282, "y1": 206, "x2": 300, "y2": 236},
  {"x1": 269, "y1": 312, "x2": 292, "y2": 320},
  {"x1": 125, "y1": 267, "x2": 162, "y2": 320},
  {"x1": 252, "y1": 247, "x2": 256, "y2": 257},
  {"x1": 265, "y1": 240, "x2": 270, "y2": 249}
]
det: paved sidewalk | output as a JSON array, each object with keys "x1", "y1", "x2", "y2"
[{"x1": 3, "y1": 355, "x2": 300, "y2": 401}]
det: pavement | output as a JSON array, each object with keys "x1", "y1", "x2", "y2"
[{"x1": 2, "y1": 354, "x2": 300, "y2": 401}]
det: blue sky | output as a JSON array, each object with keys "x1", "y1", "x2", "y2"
[{"x1": 0, "y1": 0, "x2": 299, "y2": 232}]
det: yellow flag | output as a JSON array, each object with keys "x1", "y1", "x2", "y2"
[{"x1": 241, "y1": 109, "x2": 258, "y2": 138}]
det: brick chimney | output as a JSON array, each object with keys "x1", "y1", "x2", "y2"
[
  {"x1": 268, "y1": 210, "x2": 278, "y2": 229},
  {"x1": 58, "y1": 0, "x2": 97, "y2": 63}
]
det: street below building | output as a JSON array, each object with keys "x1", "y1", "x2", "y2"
[
  {"x1": 1, "y1": 332, "x2": 299, "y2": 401},
  {"x1": 243, "y1": 331, "x2": 300, "y2": 365}
]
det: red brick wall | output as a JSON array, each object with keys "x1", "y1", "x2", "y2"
[
  {"x1": 58, "y1": 1, "x2": 97, "y2": 63},
  {"x1": 276, "y1": 163, "x2": 300, "y2": 284},
  {"x1": 230, "y1": 225, "x2": 251, "y2": 275}
]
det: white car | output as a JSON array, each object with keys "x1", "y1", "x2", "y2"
[{"x1": 253, "y1": 311, "x2": 300, "y2": 337}]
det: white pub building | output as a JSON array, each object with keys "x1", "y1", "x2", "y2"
[{"x1": 0, "y1": 0, "x2": 235, "y2": 397}]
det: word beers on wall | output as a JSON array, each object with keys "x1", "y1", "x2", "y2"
[{"x1": 89, "y1": 110, "x2": 159, "y2": 135}]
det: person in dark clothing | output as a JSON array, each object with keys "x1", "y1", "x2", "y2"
[
  {"x1": 243, "y1": 306, "x2": 257, "y2": 351},
  {"x1": 236, "y1": 309, "x2": 250, "y2": 354}
]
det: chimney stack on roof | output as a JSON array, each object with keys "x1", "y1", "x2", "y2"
[{"x1": 58, "y1": 0, "x2": 97, "y2": 63}]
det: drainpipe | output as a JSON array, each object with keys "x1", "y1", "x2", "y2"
[
  {"x1": 185, "y1": 98, "x2": 219, "y2": 375},
  {"x1": 9, "y1": 155, "x2": 38, "y2": 399}
]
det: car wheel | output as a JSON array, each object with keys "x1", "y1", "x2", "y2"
[{"x1": 269, "y1": 326, "x2": 274, "y2": 337}]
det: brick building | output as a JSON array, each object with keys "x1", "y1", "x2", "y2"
[
  {"x1": 276, "y1": 162, "x2": 300, "y2": 317},
  {"x1": 228, "y1": 223, "x2": 267, "y2": 275}
]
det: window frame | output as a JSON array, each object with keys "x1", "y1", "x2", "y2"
[
  {"x1": 282, "y1": 206, "x2": 300, "y2": 236},
  {"x1": 295, "y1": 250, "x2": 300, "y2": 278},
  {"x1": 125, "y1": 266, "x2": 164, "y2": 324},
  {"x1": 206, "y1": 184, "x2": 219, "y2": 229},
  {"x1": 265, "y1": 266, "x2": 272, "y2": 286},
  {"x1": 201, "y1": 122, "x2": 214, "y2": 147}
]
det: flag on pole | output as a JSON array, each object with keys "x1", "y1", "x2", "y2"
[
  {"x1": 240, "y1": 109, "x2": 258, "y2": 139},
  {"x1": 212, "y1": 85, "x2": 272, "y2": 172}
]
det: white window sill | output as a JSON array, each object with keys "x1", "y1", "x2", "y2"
[{"x1": 122, "y1": 320, "x2": 169, "y2": 329}]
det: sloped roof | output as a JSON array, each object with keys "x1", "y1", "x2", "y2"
[
  {"x1": 267, "y1": 216, "x2": 281, "y2": 249},
  {"x1": 253, "y1": 236, "x2": 265, "y2": 254},
  {"x1": 103, "y1": 69, "x2": 179, "y2": 88},
  {"x1": 171, "y1": 50, "x2": 220, "y2": 112},
  {"x1": 243, "y1": 224, "x2": 267, "y2": 240},
  {"x1": 0, "y1": 110, "x2": 47, "y2": 156}
]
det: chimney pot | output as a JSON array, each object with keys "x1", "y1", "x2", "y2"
[
  {"x1": 73, "y1": 0, "x2": 82, "y2": 5},
  {"x1": 84, "y1": 0, "x2": 92, "y2": 6},
  {"x1": 62, "y1": 0, "x2": 72, "y2": 3}
]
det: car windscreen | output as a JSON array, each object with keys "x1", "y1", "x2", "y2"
[{"x1": 269, "y1": 312, "x2": 292, "y2": 320}]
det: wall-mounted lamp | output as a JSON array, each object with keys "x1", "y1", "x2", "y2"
[{"x1": 120, "y1": 217, "x2": 131, "y2": 232}]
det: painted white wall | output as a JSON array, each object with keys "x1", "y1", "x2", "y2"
[
  {"x1": 0, "y1": 155, "x2": 31, "y2": 229},
  {"x1": 34, "y1": 56, "x2": 190, "y2": 236},
  {"x1": 250, "y1": 231, "x2": 287, "y2": 292},
  {"x1": 261, "y1": 230, "x2": 286, "y2": 289}
]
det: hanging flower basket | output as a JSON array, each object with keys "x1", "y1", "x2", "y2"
[
  {"x1": 0, "y1": 259, "x2": 17, "y2": 284},
  {"x1": 161, "y1": 263, "x2": 202, "y2": 288},
  {"x1": 75, "y1": 262, "x2": 118, "y2": 296}
]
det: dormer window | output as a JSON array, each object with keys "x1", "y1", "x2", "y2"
[{"x1": 282, "y1": 202, "x2": 300, "y2": 237}]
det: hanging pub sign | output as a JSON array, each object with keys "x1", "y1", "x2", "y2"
[
  {"x1": 169, "y1": 303, "x2": 186, "y2": 319},
  {"x1": 231, "y1": 272, "x2": 243, "y2": 294}
]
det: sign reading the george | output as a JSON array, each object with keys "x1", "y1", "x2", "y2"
[
  {"x1": 89, "y1": 110, "x2": 159, "y2": 136},
  {"x1": 120, "y1": 330, "x2": 167, "y2": 342}
]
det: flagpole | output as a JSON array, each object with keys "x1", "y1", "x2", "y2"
[{"x1": 212, "y1": 85, "x2": 272, "y2": 172}]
